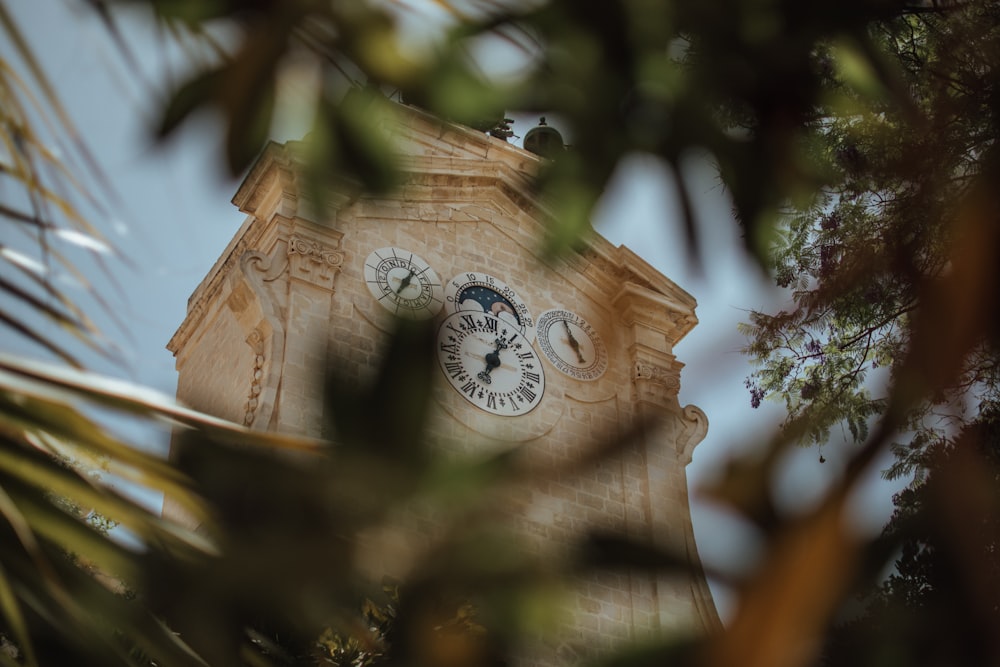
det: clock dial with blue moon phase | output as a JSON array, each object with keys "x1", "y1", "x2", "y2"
[{"x1": 444, "y1": 271, "x2": 534, "y2": 342}]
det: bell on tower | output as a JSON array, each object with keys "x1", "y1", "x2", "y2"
[{"x1": 523, "y1": 117, "x2": 565, "y2": 158}]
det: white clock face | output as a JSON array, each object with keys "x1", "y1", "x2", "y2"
[
  {"x1": 363, "y1": 247, "x2": 444, "y2": 319},
  {"x1": 444, "y1": 271, "x2": 535, "y2": 342},
  {"x1": 436, "y1": 311, "x2": 545, "y2": 416},
  {"x1": 536, "y1": 309, "x2": 608, "y2": 381}
]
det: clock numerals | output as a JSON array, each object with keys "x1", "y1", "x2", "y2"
[
  {"x1": 444, "y1": 271, "x2": 535, "y2": 342},
  {"x1": 517, "y1": 384, "x2": 537, "y2": 404},
  {"x1": 436, "y1": 311, "x2": 545, "y2": 416},
  {"x1": 536, "y1": 309, "x2": 608, "y2": 381},
  {"x1": 363, "y1": 247, "x2": 444, "y2": 320}
]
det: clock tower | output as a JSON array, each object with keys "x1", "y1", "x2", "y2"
[{"x1": 167, "y1": 103, "x2": 720, "y2": 661}]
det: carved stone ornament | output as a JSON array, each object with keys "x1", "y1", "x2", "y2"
[
  {"x1": 287, "y1": 234, "x2": 344, "y2": 290},
  {"x1": 631, "y1": 356, "x2": 683, "y2": 410},
  {"x1": 634, "y1": 361, "x2": 681, "y2": 393},
  {"x1": 243, "y1": 329, "x2": 266, "y2": 426}
]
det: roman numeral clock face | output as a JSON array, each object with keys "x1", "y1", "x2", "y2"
[{"x1": 436, "y1": 311, "x2": 545, "y2": 416}]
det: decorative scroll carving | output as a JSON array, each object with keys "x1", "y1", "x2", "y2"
[
  {"x1": 287, "y1": 234, "x2": 343, "y2": 264},
  {"x1": 243, "y1": 329, "x2": 266, "y2": 426},
  {"x1": 677, "y1": 404, "x2": 708, "y2": 465},
  {"x1": 220, "y1": 249, "x2": 288, "y2": 431},
  {"x1": 241, "y1": 249, "x2": 287, "y2": 284},
  {"x1": 287, "y1": 234, "x2": 344, "y2": 290}
]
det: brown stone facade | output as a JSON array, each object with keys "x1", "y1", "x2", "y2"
[{"x1": 167, "y1": 103, "x2": 720, "y2": 662}]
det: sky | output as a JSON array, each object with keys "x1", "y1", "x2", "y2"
[{"x1": 4, "y1": 0, "x2": 908, "y2": 621}]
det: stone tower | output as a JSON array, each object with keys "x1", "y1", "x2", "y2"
[{"x1": 167, "y1": 103, "x2": 720, "y2": 661}]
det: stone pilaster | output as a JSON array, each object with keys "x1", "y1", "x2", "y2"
[
  {"x1": 611, "y1": 280, "x2": 718, "y2": 634},
  {"x1": 273, "y1": 223, "x2": 344, "y2": 436},
  {"x1": 613, "y1": 282, "x2": 693, "y2": 412}
]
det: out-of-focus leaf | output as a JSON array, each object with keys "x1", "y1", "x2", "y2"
[
  {"x1": 0, "y1": 311, "x2": 82, "y2": 369},
  {"x1": 0, "y1": 354, "x2": 321, "y2": 449},
  {"x1": 1, "y1": 472, "x2": 140, "y2": 583},
  {"x1": 0, "y1": 442, "x2": 207, "y2": 557},
  {"x1": 0, "y1": 275, "x2": 88, "y2": 339},
  {"x1": 0, "y1": 2, "x2": 124, "y2": 368},
  {"x1": 0, "y1": 507, "x2": 38, "y2": 667},
  {"x1": 579, "y1": 531, "x2": 696, "y2": 573},
  {"x1": 325, "y1": 316, "x2": 434, "y2": 465},
  {"x1": 592, "y1": 636, "x2": 703, "y2": 667},
  {"x1": 334, "y1": 87, "x2": 402, "y2": 194},
  {"x1": 157, "y1": 67, "x2": 223, "y2": 140},
  {"x1": 707, "y1": 489, "x2": 860, "y2": 667},
  {"x1": 1, "y1": 533, "x2": 208, "y2": 667},
  {"x1": 897, "y1": 157, "x2": 1000, "y2": 408}
]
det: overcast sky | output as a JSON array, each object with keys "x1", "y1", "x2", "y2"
[{"x1": 5, "y1": 0, "x2": 909, "y2": 620}]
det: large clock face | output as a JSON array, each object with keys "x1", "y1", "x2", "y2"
[
  {"x1": 436, "y1": 311, "x2": 545, "y2": 416},
  {"x1": 444, "y1": 271, "x2": 535, "y2": 342},
  {"x1": 363, "y1": 247, "x2": 444, "y2": 319},
  {"x1": 536, "y1": 309, "x2": 608, "y2": 381}
]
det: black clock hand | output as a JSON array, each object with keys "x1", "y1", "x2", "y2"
[
  {"x1": 395, "y1": 269, "x2": 416, "y2": 294},
  {"x1": 563, "y1": 320, "x2": 586, "y2": 364},
  {"x1": 477, "y1": 338, "x2": 507, "y2": 384}
]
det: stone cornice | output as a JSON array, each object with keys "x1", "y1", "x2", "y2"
[
  {"x1": 231, "y1": 141, "x2": 297, "y2": 218},
  {"x1": 612, "y1": 282, "x2": 698, "y2": 346}
]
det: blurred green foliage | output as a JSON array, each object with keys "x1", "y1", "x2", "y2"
[{"x1": 2, "y1": 0, "x2": 1000, "y2": 666}]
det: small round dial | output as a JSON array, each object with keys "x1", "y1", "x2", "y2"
[
  {"x1": 437, "y1": 311, "x2": 545, "y2": 416},
  {"x1": 444, "y1": 271, "x2": 534, "y2": 342},
  {"x1": 536, "y1": 309, "x2": 608, "y2": 381},
  {"x1": 364, "y1": 247, "x2": 444, "y2": 319}
]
